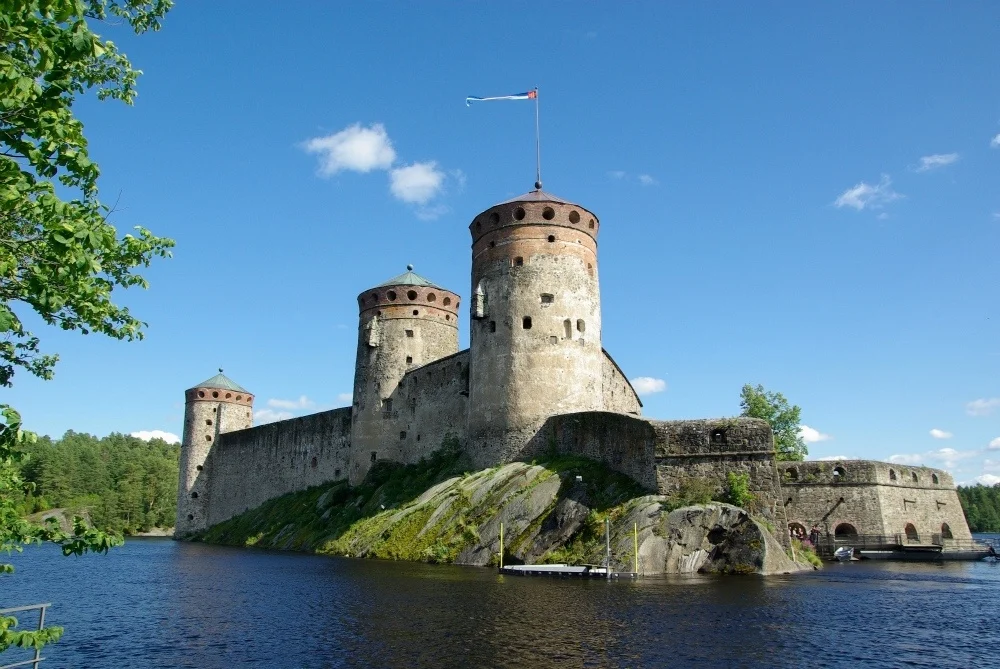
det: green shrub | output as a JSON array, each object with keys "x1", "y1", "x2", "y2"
[{"x1": 723, "y1": 472, "x2": 755, "y2": 510}]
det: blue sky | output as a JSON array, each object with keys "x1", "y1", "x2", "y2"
[{"x1": 9, "y1": 3, "x2": 1000, "y2": 484}]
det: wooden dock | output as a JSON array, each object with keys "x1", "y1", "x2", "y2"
[{"x1": 499, "y1": 564, "x2": 638, "y2": 579}]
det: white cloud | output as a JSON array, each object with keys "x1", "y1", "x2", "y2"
[
  {"x1": 607, "y1": 170, "x2": 627, "y2": 180},
  {"x1": 966, "y1": 397, "x2": 1000, "y2": 416},
  {"x1": 975, "y1": 474, "x2": 1000, "y2": 485},
  {"x1": 131, "y1": 430, "x2": 180, "y2": 445},
  {"x1": 254, "y1": 409, "x2": 293, "y2": 424},
  {"x1": 985, "y1": 459, "x2": 1000, "y2": 471},
  {"x1": 929, "y1": 428, "x2": 953, "y2": 439},
  {"x1": 630, "y1": 377, "x2": 667, "y2": 395},
  {"x1": 267, "y1": 395, "x2": 315, "y2": 411},
  {"x1": 302, "y1": 123, "x2": 396, "y2": 176},
  {"x1": 991, "y1": 134, "x2": 1000, "y2": 148},
  {"x1": 877, "y1": 212, "x2": 890, "y2": 221},
  {"x1": 638, "y1": 174, "x2": 657, "y2": 186},
  {"x1": 914, "y1": 153, "x2": 959, "y2": 172},
  {"x1": 450, "y1": 169, "x2": 467, "y2": 190},
  {"x1": 390, "y1": 161, "x2": 446, "y2": 205},
  {"x1": 416, "y1": 204, "x2": 450, "y2": 221},
  {"x1": 336, "y1": 392, "x2": 353, "y2": 404},
  {"x1": 815, "y1": 455, "x2": 853, "y2": 461},
  {"x1": 889, "y1": 447, "x2": 979, "y2": 470},
  {"x1": 798, "y1": 425, "x2": 832, "y2": 443},
  {"x1": 988, "y1": 437, "x2": 1000, "y2": 450},
  {"x1": 833, "y1": 174, "x2": 902, "y2": 211}
]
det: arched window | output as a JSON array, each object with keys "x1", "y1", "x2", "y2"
[
  {"x1": 904, "y1": 523, "x2": 919, "y2": 542},
  {"x1": 784, "y1": 467, "x2": 799, "y2": 482},
  {"x1": 710, "y1": 429, "x2": 726, "y2": 445},
  {"x1": 832, "y1": 466, "x2": 846, "y2": 481},
  {"x1": 788, "y1": 522, "x2": 807, "y2": 540},
  {"x1": 889, "y1": 469, "x2": 897, "y2": 481},
  {"x1": 941, "y1": 523, "x2": 953, "y2": 539},
  {"x1": 834, "y1": 523, "x2": 858, "y2": 539},
  {"x1": 563, "y1": 319, "x2": 572, "y2": 339},
  {"x1": 911, "y1": 472, "x2": 918, "y2": 483},
  {"x1": 932, "y1": 473, "x2": 939, "y2": 484}
]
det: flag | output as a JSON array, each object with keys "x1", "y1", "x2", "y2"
[{"x1": 466, "y1": 90, "x2": 537, "y2": 107}]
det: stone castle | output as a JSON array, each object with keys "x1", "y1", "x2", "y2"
[{"x1": 175, "y1": 187, "x2": 973, "y2": 549}]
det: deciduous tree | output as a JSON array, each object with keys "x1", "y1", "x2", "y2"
[
  {"x1": 1, "y1": 0, "x2": 173, "y2": 654},
  {"x1": 739, "y1": 383, "x2": 808, "y2": 461}
]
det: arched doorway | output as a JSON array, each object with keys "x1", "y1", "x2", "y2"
[
  {"x1": 788, "y1": 522, "x2": 807, "y2": 541},
  {"x1": 941, "y1": 523, "x2": 953, "y2": 539},
  {"x1": 834, "y1": 523, "x2": 858, "y2": 540},
  {"x1": 904, "y1": 523, "x2": 919, "y2": 543}
]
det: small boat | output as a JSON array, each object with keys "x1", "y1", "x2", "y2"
[{"x1": 834, "y1": 546, "x2": 854, "y2": 561}]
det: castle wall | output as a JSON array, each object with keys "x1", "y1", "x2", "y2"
[
  {"x1": 201, "y1": 408, "x2": 351, "y2": 527},
  {"x1": 375, "y1": 350, "x2": 470, "y2": 465},
  {"x1": 542, "y1": 412, "x2": 658, "y2": 491},
  {"x1": 601, "y1": 349, "x2": 641, "y2": 414},
  {"x1": 781, "y1": 460, "x2": 972, "y2": 542}
]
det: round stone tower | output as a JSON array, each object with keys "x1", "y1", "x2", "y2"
[
  {"x1": 467, "y1": 188, "x2": 603, "y2": 466},
  {"x1": 175, "y1": 370, "x2": 254, "y2": 537},
  {"x1": 350, "y1": 266, "x2": 461, "y2": 483}
]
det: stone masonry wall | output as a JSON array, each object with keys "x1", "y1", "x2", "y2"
[
  {"x1": 601, "y1": 349, "x2": 642, "y2": 415},
  {"x1": 651, "y1": 418, "x2": 787, "y2": 530},
  {"x1": 375, "y1": 350, "x2": 470, "y2": 466},
  {"x1": 781, "y1": 460, "x2": 972, "y2": 542},
  {"x1": 202, "y1": 408, "x2": 351, "y2": 528},
  {"x1": 542, "y1": 411, "x2": 658, "y2": 491}
]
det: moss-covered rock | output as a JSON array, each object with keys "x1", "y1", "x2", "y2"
[{"x1": 196, "y1": 449, "x2": 811, "y2": 575}]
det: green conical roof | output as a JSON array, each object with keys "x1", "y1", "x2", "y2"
[
  {"x1": 190, "y1": 370, "x2": 249, "y2": 393},
  {"x1": 376, "y1": 265, "x2": 443, "y2": 289}
]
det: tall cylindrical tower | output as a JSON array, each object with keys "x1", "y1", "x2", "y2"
[
  {"x1": 175, "y1": 370, "x2": 254, "y2": 536},
  {"x1": 349, "y1": 266, "x2": 461, "y2": 484},
  {"x1": 467, "y1": 189, "x2": 603, "y2": 466}
]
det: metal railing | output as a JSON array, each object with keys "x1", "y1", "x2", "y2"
[
  {"x1": 812, "y1": 534, "x2": 996, "y2": 559},
  {"x1": 0, "y1": 603, "x2": 51, "y2": 669}
]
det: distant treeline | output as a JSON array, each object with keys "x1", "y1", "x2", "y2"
[
  {"x1": 18, "y1": 431, "x2": 179, "y2": 534},
  {"x1": 957, "y1": 484, "x2": 1000, "y2": 533}
]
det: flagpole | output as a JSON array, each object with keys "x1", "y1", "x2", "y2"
[{"x1": 534, "y1": 87, "x2": 542, "y2": 190}]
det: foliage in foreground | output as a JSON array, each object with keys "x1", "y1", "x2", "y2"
[
  {"x1": 2, "y1": 0, "x2": 175, "y2": 655},
  {"x1": 957, "y1": 484, "x2": 1000, "y2": 533},
  {"x1": 739, "y1": 383, "x2": 808, "y2": 461}
]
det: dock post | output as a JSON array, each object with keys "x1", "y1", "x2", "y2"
[
  {"x1": 499, "y1": 522, "x2": 504, "y2": 570},
  {"x1": 605, "y1": 517, "x2": 611, "y2": 580},
  {"x1": 634, "y1": 522, "x2": 639, "y2": 575}
]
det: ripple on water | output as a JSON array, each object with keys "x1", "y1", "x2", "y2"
[{"x1": 1, "y1": 538, "x2": 998, "y2": 668}]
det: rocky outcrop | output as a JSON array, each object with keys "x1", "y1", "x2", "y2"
[{"x1": 199, "y1": 457, "x2": 812, "y2": 576}]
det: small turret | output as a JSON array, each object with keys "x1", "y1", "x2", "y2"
[
  {"x1": 175, "y1": 370, "x2": 253, "y2": 536},
  {"x1": 350, "y1": 266, "x2": 461, "y2": 483}
]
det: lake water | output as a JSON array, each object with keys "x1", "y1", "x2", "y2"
[{"x1": 2, "y1": 536, "x2": 999, "y2": 668}]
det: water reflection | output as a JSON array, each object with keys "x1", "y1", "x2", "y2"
[{"x1": 1, "y1": 537, "x2": 998, "y2": 668}]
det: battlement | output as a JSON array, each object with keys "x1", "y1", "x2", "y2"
[
  {"x1": 778, "y1": 459, "x2": 955, "y2": 489},
  {"x1": 469, "y1": 191, "x2": 600, "y2": 245},
  {"x1": 184, "y1": 386, "x2": 254, "y2": 405}
]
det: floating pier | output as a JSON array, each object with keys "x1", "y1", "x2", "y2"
[{"x1": 499, "y1": 564, "x2": 638, "y2": 578}]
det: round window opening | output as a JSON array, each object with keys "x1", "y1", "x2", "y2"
[
  {"x1": 542, "y1": 207, "x2": 555, "y2": 220},
  {"x1": 198, "y1": 390, "x2": 205, "y2": 398},
  {"x1": 371, "y1": 293, "x2": 378, "y2": 301},
  {"x1": 443, "y1": 297, "x2": 451, "y2": 306},
  {"x1": 387, "y1": 290, "x2": 397, "y2": 301},
  {"x1": 412, "y1": 310, "x2": 418, "y2": 316},
  {"x1": 427, "y1": 293, "x2": 436, "y2": 302},
  {"x1": 187, "y1": 514, "x2": 194, "y2": 521},
  {"x1": 547, "y1": 235, "x2": 555, "y2": 243},
  {"x1": 514, "y1": 207, "x2": 525, "y2": 221},
  {"x1": 212, "y1": 391, "x2": 219, "y2": 398},
  {"x1": 225, "y1": 392, "x2": 231, "y2": 399},
  {"x1": 489, "y1": 212, "x2": 500, "y2": 225},
  {"x1": 588, "y1": 219, "x2": 595, "y2": 229},
  {"x1": 407, "y1": 290, "x2": 417, "y2": 300},
  {"x1": 569, "y1": 210, "x2": 580, "y2": 224}
]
